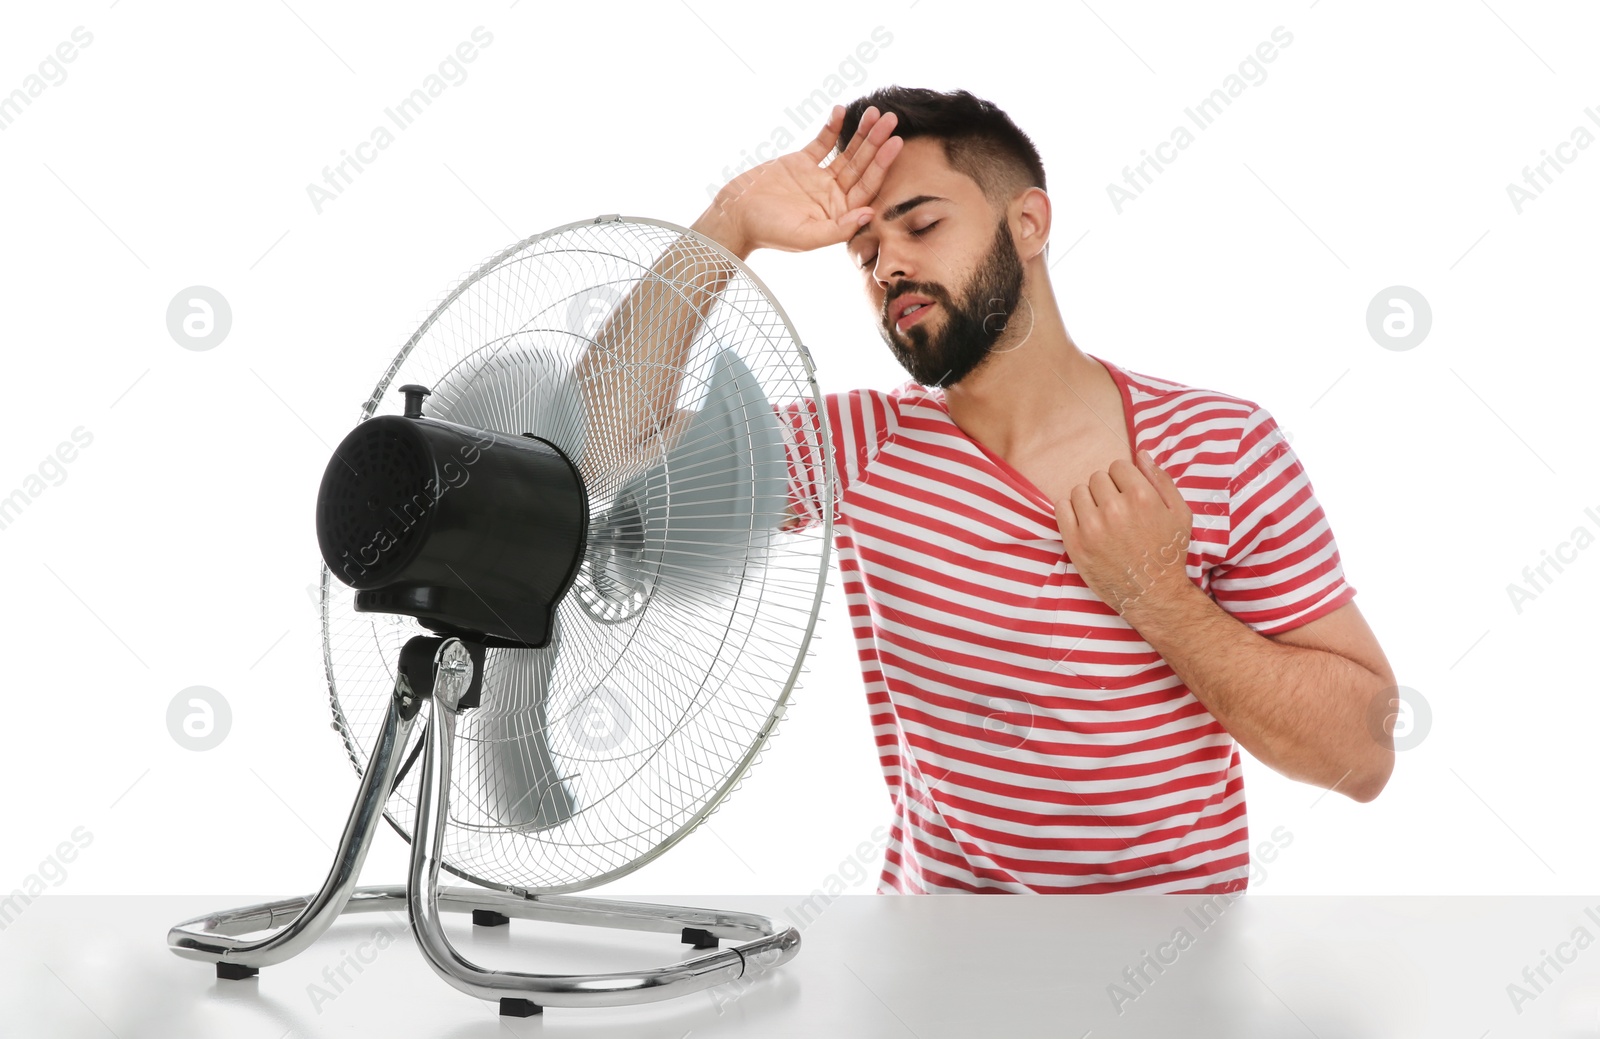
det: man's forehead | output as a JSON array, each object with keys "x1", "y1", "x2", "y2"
[
  {"x1": 844, "y1": 139, "x2": 970, "y2": 242},
  {"x1": 871, "y1": 136, "x2": 960, "y2": 194}
]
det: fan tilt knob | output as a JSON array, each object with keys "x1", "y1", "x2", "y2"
[{"x1": 399, "y1": 383, "x2": 432, "y2": 418}]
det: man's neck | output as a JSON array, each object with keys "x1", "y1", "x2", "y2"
[{"x1": 941, "y1": 292, "x2": 1120, "y2": 463}]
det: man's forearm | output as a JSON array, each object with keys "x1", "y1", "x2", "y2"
[
  {"x1": 1118, "y1": 581, "x2": 1393, "y2": 801},
  {"x1": 572, "y1": 206, "x2": 750, "y2": 475}
]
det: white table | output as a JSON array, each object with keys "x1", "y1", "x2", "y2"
[{"x1": 3, "y1": 892, "x2": 1598, "y2": 1037}]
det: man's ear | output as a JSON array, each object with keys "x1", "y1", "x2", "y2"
[{"x1": 1016, "y1": 187, "x2": 1051, "y2": 264}]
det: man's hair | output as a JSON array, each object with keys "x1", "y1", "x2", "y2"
[{"x1": 835, "y1": 86, "x2": 1047, "y2": 214}]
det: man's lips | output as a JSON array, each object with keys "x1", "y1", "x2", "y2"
[
  {"x1": 896, "y1": 301, "x2": 935, "y2": 331},
  {"x1": 891, "y1": 292, "x2": 936, "y2": 325}
]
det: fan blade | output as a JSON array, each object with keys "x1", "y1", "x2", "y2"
[
  {"x1": 460, "y1": 614, "x2": 579, "y2": 832},
  {"x1": 629, "y1": 348, "x2": 790, "y2": 600}
]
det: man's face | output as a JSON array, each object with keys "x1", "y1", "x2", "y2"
[{"x1": 845, "y1": 137, "x2": 1027, "y2": 388}]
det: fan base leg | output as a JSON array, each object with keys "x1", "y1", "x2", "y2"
[
  {"x1": 168, "y1": 636, "x2": 803, "y2": 1011},
  {"x1": 499, "y1": 997, "x2": 543, "y2": 1017}
]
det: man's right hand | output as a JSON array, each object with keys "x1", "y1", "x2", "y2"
[{"x1": 696, "y1": 105, "x2": 904, "y2": 259}]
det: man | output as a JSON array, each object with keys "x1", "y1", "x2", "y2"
[{"x1": 580, "y1": 86, "x2": 1396, "y2": 895}]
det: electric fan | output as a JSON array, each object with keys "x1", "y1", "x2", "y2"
[{"x1": 166, "y1": 214, "x2": 835, "y2": 1016}]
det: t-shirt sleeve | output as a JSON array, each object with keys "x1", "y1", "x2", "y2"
[
  {"x1": 774, "y1": 387, "x2": 901, "y2": 533},
  {"x1": 1207, "y1": 405, "x2": 1356, "y2": 635}
]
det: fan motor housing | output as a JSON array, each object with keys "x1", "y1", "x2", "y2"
[{"x1": 315, "y1": 407, "x2": 588, "y2": 648}]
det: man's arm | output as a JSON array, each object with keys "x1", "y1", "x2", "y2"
[
  {"x1": 1118, "y1": 589, "x2": 1396, "y2": 803},
  {"x1": 572, "y1": 207, "x2": 749, "y2": 485},
  {"x1": 571, "y1": 210, "x2": 803, "y2": 528},
  {"x1": 1054, "y1": 451, "x2": 1396, "y2": 804},
  {"x1": 573, "y1": 103, "x2": 903, "y2": 526}
]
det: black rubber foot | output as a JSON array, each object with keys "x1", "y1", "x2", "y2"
[
  {"x1": 499, "y1": 997, "x2": 542, "y2": 1017},
  {"x1": 472, "y1": 909, "x2": 511, "y2": 927},
  {"x1": 681, "y1": 926, "x2": 720, "y2": 949},
  {"x1": 215, "y1": 962, "x2": 259, "y2": 980}
]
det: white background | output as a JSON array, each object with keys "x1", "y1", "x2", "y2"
[{"x1": 1, "y1": 0, "x2": 1594, "y2": 903}]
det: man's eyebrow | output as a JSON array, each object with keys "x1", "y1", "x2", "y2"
[{"x1": 848, "y1": 195, "x2": 949, "y2": 245}]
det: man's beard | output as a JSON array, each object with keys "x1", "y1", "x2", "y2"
[{"x1": 880, "y1": 214, "x2": 1026, "y2": 389}]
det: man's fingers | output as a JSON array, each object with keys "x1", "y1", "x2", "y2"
[
  {"x1": 1087, "y1": 470, "x2": 1119, "y2": 510},
  {"x1": 835, "y1": 108, "x2": 896, "y2": 195},
  {"x1": 1106, "y1": 458, "x2": 1147, "y2": 496},
  {"x1": 1069, "y1": 483, "x2": 1098, "y2": 524},
  {"x1": 800, "y1": 104, "x2": 845, "y2": 164},
  {"x1": 833, "y1": 105, "x2": 880, "y2": 173},
  {"x1": 837, "y1": 207, "x2": 874, "y2": 231},
  {"x1": 1053, "y1": 495, "x2": 1079, "y2": 557},
  {"x1": 847, "y1": 133, "x2": 903, "y2": 212},
  {"x1": 1054, "y1": 494, "x2": 1077, "y2": 529}
]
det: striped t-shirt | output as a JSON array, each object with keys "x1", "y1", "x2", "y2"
[{"x1": 776, "y1": 353, "x2": 1356, "y2": 894}]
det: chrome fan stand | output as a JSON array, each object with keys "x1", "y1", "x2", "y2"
[{"x1": 167, "y1": 636, "x2": 800, "y2": 1017}]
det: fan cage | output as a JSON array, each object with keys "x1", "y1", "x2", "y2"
[{"x1": 318, "y1": 214, "x2": 836, "y2": 894}]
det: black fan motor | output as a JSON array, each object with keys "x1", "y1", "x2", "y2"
[{"x1": 315, "y1": 384, "x2": 588, "y2": 648}]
